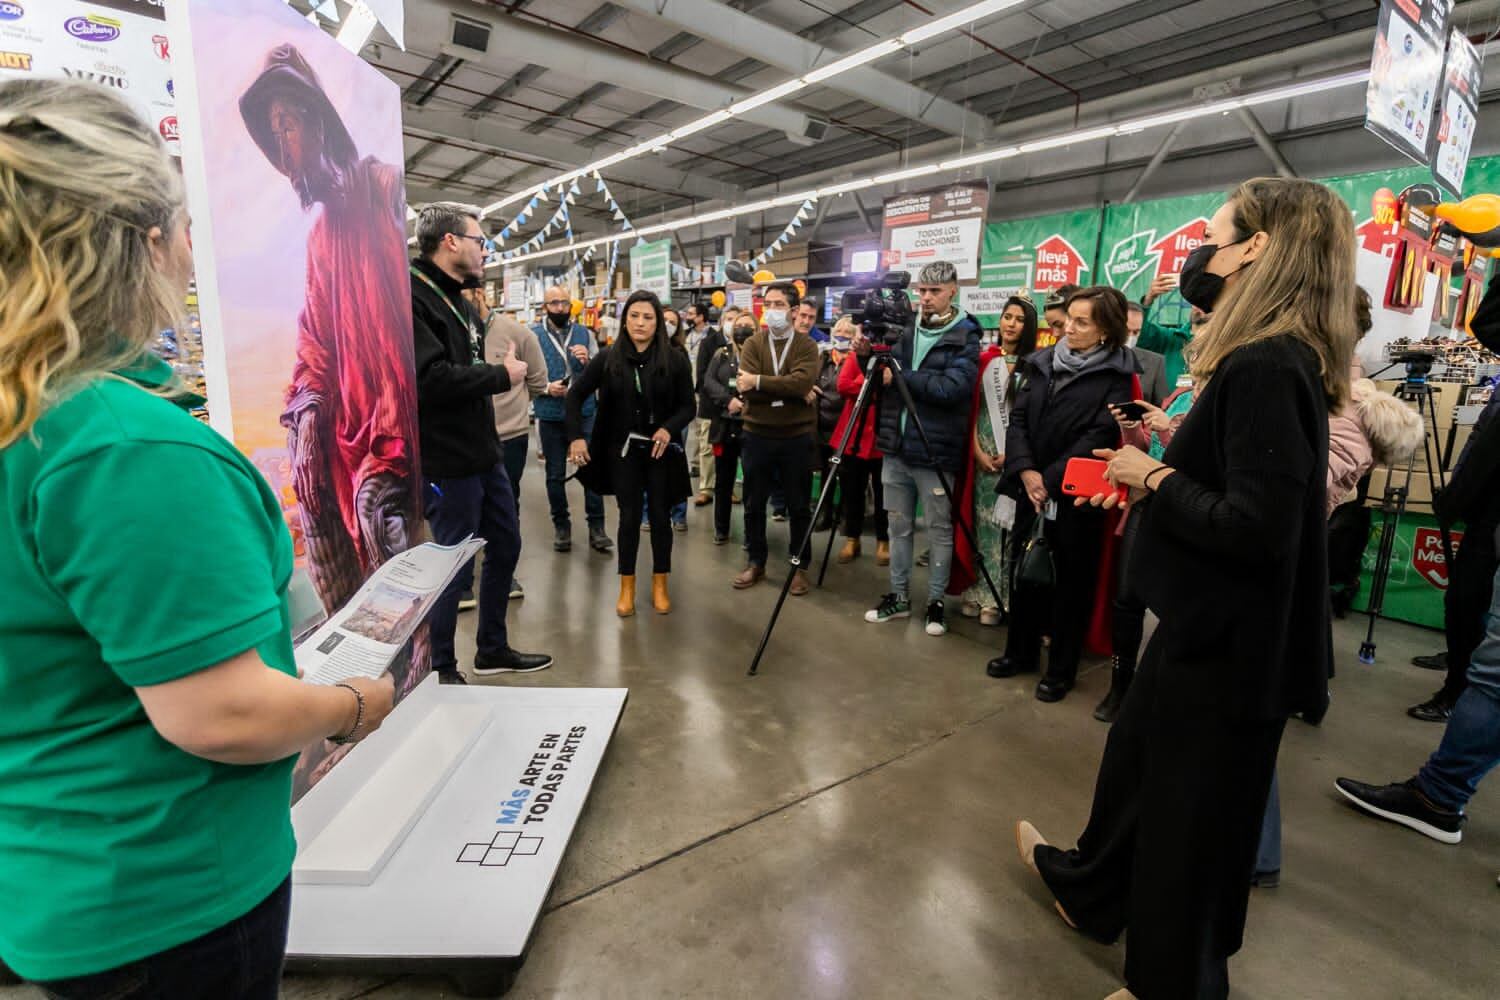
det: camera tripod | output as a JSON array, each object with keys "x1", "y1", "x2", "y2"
[
  {"x1": 748, "y1": 348, "x2": 1005, "y2": 675},
  {"x1": 1358, "y1": 373, "x2": 1457, "y2": 664}
]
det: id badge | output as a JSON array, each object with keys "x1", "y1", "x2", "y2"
[
  {"x1": 1043, "y1": 499, "x2": 1058, "y2": 522},
  {"x1": 992, "y1": 494, "x2": 1017, "y2": 529},
  {"x1": 771, "y1": 400, "x2": 785, "y2": 407}
]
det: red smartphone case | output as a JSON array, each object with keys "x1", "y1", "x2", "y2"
[{"x1": 1061, "y1": 457, "x2": 1123, "y2": 499}]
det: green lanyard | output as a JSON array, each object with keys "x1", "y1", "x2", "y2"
[{"x1": 410, "y1": 266, "x2": 480, "y2": 353}]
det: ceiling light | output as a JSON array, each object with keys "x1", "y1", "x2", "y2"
[
  {"x1": 727, "y1": 79, "x2": 809, "y2": 116},
  {"x1": 899, "y1": 0, "x2": 1026, "y2": 46},
  {"x1": 802, "y1": 40, "x2": 903, "y2": 83}
]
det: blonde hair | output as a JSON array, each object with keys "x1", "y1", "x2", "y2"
[
  {"x1": 0, "y1": 79, "x2": 185, "y2": 448},
  {"x1": 832, "y1": 316, "x2": 857, "y2": 340},
  {"x1": 1190, "y1": 177, "x2": 1356, "y2": 411}
]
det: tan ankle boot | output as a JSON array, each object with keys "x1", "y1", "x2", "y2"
[
  {"x1": 617, "y1": 575, "x2": 636, "y2": 617},
  {"x1": 652, "y1": 573, "x2": 671, "y2": 614},
  {"x1": 875, "y1": 540, "x2": 890, "y2": 566},
  {"x1": 837, "y1": 538, "x2": 861, "y2": 563}
]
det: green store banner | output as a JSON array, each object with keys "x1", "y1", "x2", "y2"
[
  {"x1": 970, "y1": 154, "x2": 1500, "y2": 327},
  {"x1": 1353, "y1": 512, "x2": 1462, "y2": 630}
]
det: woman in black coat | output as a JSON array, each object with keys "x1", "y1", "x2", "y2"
[
  {"x1": 701, "y1": 315, "x2": 758, "y2": 544},
  {"x1": 1016, "y1": 178, "x2": 1355, "y2": 1000},
  {"x1": 988, "y1": 286, "x2": 1137, "y2": 703},
  {"x1": 566, "y1": 290, "x2": 695, "y2": 617}
]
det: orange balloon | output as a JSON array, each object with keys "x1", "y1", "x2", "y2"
[
  {"x1": 570, "y1": 298, "x2": 584, "y2": 317},
  {"x1": 1372, "y1": 187, "x2": 1398, "y2": 226},
  {"x1": 710, "y1": 290, "x2": 727, "y2": 308},
  {"x1": 793, "y1": 279, "x2": 807, "y2": 297},
  {"x1": 752, "y1": 269, "x2": 776, "y2": 284},
  {"x1": 1435, "y1": 194, "x2": 1500, "y2": 237}
]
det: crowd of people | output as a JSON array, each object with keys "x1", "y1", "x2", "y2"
[{"x1": 3, "y1": 80, "x2": 1498, "y2": 1000}]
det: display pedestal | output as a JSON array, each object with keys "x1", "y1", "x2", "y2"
[{"x1": 283, "y1": 676, "x2": 628, "y2": 996}]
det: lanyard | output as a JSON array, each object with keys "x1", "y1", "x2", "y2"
[
  {"x1": 410, "y1": 266, "x2": 479, "y2": 355},
  {"x1": 543, "y1": 322, "x2": 575, "y2": 368},
  {"x1": 768, "y1": 333, "x2": 795, "y2": 376}
]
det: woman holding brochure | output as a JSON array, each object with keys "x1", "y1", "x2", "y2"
[
  {"x1": 0, "y1": 81, "x2": 394, "y2": 997},
  {"x1": 566, "y1": 289, "x2": 696, "y2": 617}
]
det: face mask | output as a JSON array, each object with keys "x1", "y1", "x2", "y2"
[
  {"x1": 733, "y1": 327, "x2": 754, "y2": 345},
  {"x1": 666, "y1": 321, "x2": 679, "y2": 336},
  {"x1": 547, "y1": 309, "x2": 569, "y2": 326},
  {"x1": 1178, "y1": 238, "x2": 1250, "y2": 312},
  {"x1": 763, "y1": 308, "x2": 789, "y2": 333}
]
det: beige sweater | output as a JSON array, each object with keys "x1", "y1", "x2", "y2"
[{"x1": 482, "y1": 314, "x2": 548, "y2": 440}]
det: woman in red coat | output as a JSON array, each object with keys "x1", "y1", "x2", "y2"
[{"x1": 828, "y1": 318, "x2": 890, "y2": 565}]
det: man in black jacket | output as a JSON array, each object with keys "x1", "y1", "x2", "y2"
[
  {"x1": 860, "y1": 261, "x2": 981, "y2": 638},
  {"x1": 689, "y1": 302, "x2": 727, "y2": 506},
  {"x1": 411, "y1": 203, "x2": 551, "y2": 682}
]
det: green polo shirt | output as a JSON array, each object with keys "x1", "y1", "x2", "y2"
[{"x1": 0, "y1": 358, "x2": 298, "y2": 980}]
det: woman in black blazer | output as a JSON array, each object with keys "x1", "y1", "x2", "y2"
[
  {"x1": 1016, "y1": 178, "x2": 1355, "y2": 1000},
  {"x1": 988, "y1": 286, "x2": 1137, "y2": 702},
  {"x1": 566, "y1": 290, "x2": 695, "y2": 617}
]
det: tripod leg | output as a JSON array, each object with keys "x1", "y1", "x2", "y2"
[
  {"x1": 818, "y1": 382, "x2": 879, "y2": 586},
  {"x1": 1423, "y1": 391, "x2": 1457, "y2": 568},
  {"x1": 883, "y1": 363, "x2": 1006, "y2": 613},
  {"x1": 749, "y1": 356, "x2": 884, "y2": 676}
]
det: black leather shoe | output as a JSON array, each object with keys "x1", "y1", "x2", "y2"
[
  {"x1": 1408, "y1": 695, "x2": 1454, "y2": 722},
  {"x1": 986, "y1": 656, "x2": 1036, "y2": 679},
  {"x1": 1035, "y1": 678, "x2": 1073, "y2": 703},
  {"x1": 554, "y1": 526, "x2": 572, "y2": 552},
  {"x1": 1411, "y1": 652, "x2": 1447, "y2": 671},
  {"x1": 437, "y1": 669, "x2": 468, "y2": 685},
  {"x1": 588, "y1": 525, "x2": 613, "y2": 553},
  {"x1": 1093, "y1": 686, "x2": 1126, "y2": 723},
  {"x1": 474, "y1": 649, "x2": 554, "y2": 675}
]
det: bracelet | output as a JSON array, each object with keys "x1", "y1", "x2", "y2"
[
  {"x1": 331, "y1": 682, "x2": 365, "y2": 745},
  {"x1": 1143, "y1": 465, "x2": 1171, "y2": 492}
]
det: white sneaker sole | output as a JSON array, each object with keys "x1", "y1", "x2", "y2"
[
  {"x1": 925, "y1": 623, "x2": 948, "y2": 636},
  {"x1": 1335, "y1": 783, "x2": 1462, "y2": 844},
  {"x1": 473, "y1": 659, "x2": 554, "y2": 676},
  {"x1": 864, "y1": 610, "x2": 910, "y2": 623}
]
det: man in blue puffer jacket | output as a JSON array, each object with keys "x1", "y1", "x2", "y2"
[
  {"x1": 859, "y1": 260, "x2": 981, "y2": 638},
  {"x1": 531, "y1": 286, "x2": 610, "y2": 554}
]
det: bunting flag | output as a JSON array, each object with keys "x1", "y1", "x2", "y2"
[{"x1": 537, "y1": 188, "x2": 549, "y2": 204}]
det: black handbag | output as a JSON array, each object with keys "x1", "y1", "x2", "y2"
[{"x1": 1015, "y1": 512, "x2": 1055, "y2": 589}]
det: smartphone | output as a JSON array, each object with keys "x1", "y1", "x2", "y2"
[
  {"x1": 1062, "y1": 457, "x2": 1125, "y2": 501},
  {"x1": 1112, "y1": 400, "x2": 1148, "y2": 422}
]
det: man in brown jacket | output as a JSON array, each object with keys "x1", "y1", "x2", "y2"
[{"x1": 732, "y1": 282, "x2": 820, "y2": 594}]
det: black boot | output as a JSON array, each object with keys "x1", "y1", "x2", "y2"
[{"x1": 1092, "y1": 654, "x2": 1134, "y2": 723}]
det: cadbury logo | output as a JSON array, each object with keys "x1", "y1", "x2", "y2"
[{"x1": 64, "y1": 15, "x2": 120, "y2": 43}]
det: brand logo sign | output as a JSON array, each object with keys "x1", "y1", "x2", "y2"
[
  {"x1": 62, "y1": 67, "x2": 128, "y2": 89},
  {"x1": 456, "y1": 831, "x2": 544, "y2": 868},
  {"x1": 158, "y1": 115, "x2": 178, "y2": 142},
  {"x1": 1413, "y1": 527, "x2": 1462, "y2": 589},
  {"x1": 65, "y1": 15, "x2": 120, "y2": 43},
  {"x1": 166, "y1": 78, "x2": 173, "y2": 98},
  {"x1": 0, "y1": 50, "x2": 30, "y2": 70},
  {"x1": 152, "y1": 33, "x2": 168, "y2": 61},
  {"x1": 0, "y1": 3, "x2": 22, "y2": 23}
]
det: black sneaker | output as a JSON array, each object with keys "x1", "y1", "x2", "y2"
[
  {"x1": 1411, "y1": 652, "x2": 1447, "y2": 671},
  {"x1": 554, "y1": 526, "x2": 572, "y2": 552},
  {"x1": 864, "y1": 593, "x2": 911, "y2": 623},
  {"x1": 474, "y1": 649, "x2": 554, "y2": 675},
  {"x1": 589, "y1": 525, "x2": 613, "y2": 553},
  {"x1": 986, "y1": 656, "x2": 1036, "y2": 679},
  {"x1": 457, "y1": 590, "x2": 477, "y2": 612},
  {"x1": 509, "y1": 579, "x2": 524, "y2": 600},
  {"x1": 772, "y1": 509, "x2": 788, "y2": 522},
  {"x1": 713, "y1": 533, "x2": 729, "y2": 545},
  {"x1": 1334, "y1": 777, "x2": 1464, "y2": 844},
  {"x1": 924, "y1": 600, "x2": 948, "y2": 636},
  {"x1": 1408, "y1": 694, "x2": 1454, "y2": 722},
  {"x1": 437, "y1": 669, "x2": 468, "y2": 685}
]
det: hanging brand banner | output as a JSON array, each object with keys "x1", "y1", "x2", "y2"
[
  {"x1": 0, "y1": 0, "x2": 178, "y2": 155},
  {"x1": 880, "y1": 182, "x2": 989, "y2": 282},
  {"x1": 1432, "y1": 27, "x2": 1481, "y2": 197},
  {"x1": 1365, "y1": 0, "x2": 1453, "y2": 167},
  {"x1": 629, "y1": 238, "x2": 672, "y2": 300}
]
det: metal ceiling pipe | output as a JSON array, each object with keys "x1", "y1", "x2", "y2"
[
  {"x1": 613, "y1": 0, "x2": 994, "y2": 141},
  {"x1": 1123, "y1": 121, "x2": 1185, "y2": 203},
  {"x1": 1236, "y1": 108, "x2": 1297, "y2": 178},
  {"x1": 412, "y1": 0, "x2": 819, "y2": 141}
]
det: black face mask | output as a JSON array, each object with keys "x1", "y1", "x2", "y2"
[
  {"x1": 1178, "y1": 238, "x2": 1250, "y2": 312},
  {"x1": 733, "y1": 328, "x2": 754, "y2": 345},
  {"x1": 546, "y1": 310, "x2": 570, "y2": 327}
]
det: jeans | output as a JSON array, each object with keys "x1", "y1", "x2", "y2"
[
  {"x1": 883, "y1": 454, "x2": 954, "y2": 603},
  {"x1": 33, "y1": 877, "x2": 290, "y2": 1000},
  {"x1": 501, "y1": 432, "x2": 529, "y2": 515},
  {"x1": 695, "y1": 417, "x2": 717, "y2": 493},
  {"x1": 1417, "y1": 561, "x2": 1500, "y2": 811},
  {"x1": 538, "y1": 418, "x2": 604, "y2": 531},
  {"x1": 426, "y1": 464, "x2": 519, "y2": 670},
  {"x1": 713, "y1": 436, "x2": 743, "y2": 538},
  {"x1": 742, "y1": 431, "x2": 814, "y2": 568},
  {"x1": 1255, "y1": 769, "x2": 1282, "y2": 875}
]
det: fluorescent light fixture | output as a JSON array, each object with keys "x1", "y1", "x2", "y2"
[
  {"x1": 803, "y1": 40, "x2": 903, "y2": 83},
  {"x1": 899, "y1": 0, "x2": 1026, "y2": 46},
  {"x1": 727, "y1": 78, "x2": 809, "y2": 116},
  {"x1": 491, "y1": 69, "x2": 1367, "y2": 268}
]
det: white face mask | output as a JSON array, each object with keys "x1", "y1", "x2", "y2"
[
  {"x1": 764, "y1": 308, "x2": 789, "y2": 333},
  {"x1": 666, "y1": 321, "x2": 679, "y2": 336}
]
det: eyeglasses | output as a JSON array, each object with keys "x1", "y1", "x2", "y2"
[
  {"x1": 545, "y1": 301, "x2": 570, "y2": 307},
  {"x1": 453, "y1": 233, "x2": 494, "y2": 252}
]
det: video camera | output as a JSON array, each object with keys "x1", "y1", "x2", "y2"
[
  {"x1": 1397, "y1": 350, "x2": 1436, "y2": 385},
  {"x1": 841, "y1": 271, "x2": 915, "y2": 348}
]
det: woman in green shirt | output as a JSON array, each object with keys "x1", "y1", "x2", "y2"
[{"x1": 0, "y1": 82, "x2": 394, "y2": 998}]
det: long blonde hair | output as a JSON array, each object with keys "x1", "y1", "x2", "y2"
[
  {"x1": 1189, "y1": 177, "x2": 1356, "y2": 411},
  {"x1": 0, "y1": 79, "x2": 185, "y2": 448}
]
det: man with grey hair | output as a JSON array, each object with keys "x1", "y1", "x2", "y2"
[
  {"x1": 411, "y1": 202, "x2": 551, "y2": 682},
  {"x1": 858, "y1": 260, "x2": 981, "y2": 638}
]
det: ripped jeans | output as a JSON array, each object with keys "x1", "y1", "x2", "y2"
[{"x1": 882, "y1": 454, "x2": 954, "y2": 604}]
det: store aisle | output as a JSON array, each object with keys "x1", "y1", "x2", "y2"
[{"x1": 5, "y1": 458, "x2": 1494, "y2": 999}]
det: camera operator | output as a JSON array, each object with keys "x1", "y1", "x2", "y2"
[
  {"x1": 732, "y1": 283, "x2": 821, "y2": 594},
  {"x1": 860, "y1": 261, "x2": 982, "y2": 638}
]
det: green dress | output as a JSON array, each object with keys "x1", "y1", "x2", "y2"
[{"x1": 963, "y1": 359, "x2": 1013, "y2": 612}]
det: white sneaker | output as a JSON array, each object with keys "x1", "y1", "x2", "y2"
[{"x1": 924, "y1": 600, "x2": 948, "y2": 636}]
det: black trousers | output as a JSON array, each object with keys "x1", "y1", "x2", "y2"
[
  {"x1": 613, "y1": 449, "x2": 675, "y2": 575},
  {"x1": 1035, "y1": 637, "x2": 1284, "y2": 1000},
  {"x1": 1442, "y1": 527, "x2": 1497, "y2": 702},
  {"x1": 713, "y1": 436, "x2": 743, "y2": 539},
  {"x1": 1111, "y1": 513, "x2": 1146, "y2": 673},
  {"x1": 839, "y1": 455, "x2": 888, "y2": 542},
  {"x1": 1004, "y1": 501, "x2": 1105, "y2": 686},
  {"x1": 742, "y1": 431, "x2": 814, "y2": 568}
]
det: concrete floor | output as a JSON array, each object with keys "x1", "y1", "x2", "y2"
[{"x1": 7, "y1": 446, "x2": 1497, "y2": 998}]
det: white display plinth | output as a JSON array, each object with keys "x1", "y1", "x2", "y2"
[{"x1": 285, "y1": 676, "x2": 627, "y2": 992}]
